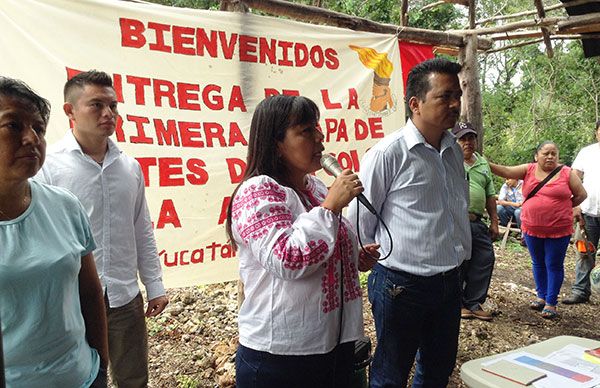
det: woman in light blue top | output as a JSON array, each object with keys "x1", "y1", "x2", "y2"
[{"x1": 0, "y1": 77, "x2": 108, "y2": 387}]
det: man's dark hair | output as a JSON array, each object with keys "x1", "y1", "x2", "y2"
[
  {"x1": 225, "y1": 95, "x2": 320, "y2": 247},
  {"x1": 596, "y1": 120, "x2": 600, "y2": 130},
  {"x1": 405, "y1": 58, "x2": 462, "y2": 118},
  {"x1": 0, "y1": 77, "x2": 51, "y2": 126},
  {"x1": 64, "y1": 70, "x2": 113, "y2": 102}
]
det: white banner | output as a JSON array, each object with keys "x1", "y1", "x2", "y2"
[{"x1": 0, "y1": 0, "x2": 406, "y2": 287}]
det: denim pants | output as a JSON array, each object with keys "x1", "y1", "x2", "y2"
[
  {"x1": 236, "y1": 341, "x2": 354, "y2": 388},
  {"x1": 496, "y1": 205, "x2": 521, "y2": 229},
  {"x1": 572, "y1": 214, "x2": 600, "y2": 298},
  {"x1": 524, "y1": 234, "x2": 571, "y2": 306},
  {"x1": 106, "y1": 293, "x2": 148, "y2": 388},
  {"x1": 368, "y1": 263, "x2": 461, "y2": 388},
  {"x1": 461, "y1": 220, "x2": 496, "y2": 311}
]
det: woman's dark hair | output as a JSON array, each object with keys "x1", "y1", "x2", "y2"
[
  {"x1": 0, "y1": 77, "x2": 50, "y2": 126},
  {"x1": 534, "y1": 140, "x2": 558, "y2": 161},
  {"x1": 225, "y1": 95, "x2": 320, "y2": 246}
]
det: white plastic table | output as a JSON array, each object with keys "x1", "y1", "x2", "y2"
[{"x1": 460, "y1": 335, "x2": 600, "y2": 388}]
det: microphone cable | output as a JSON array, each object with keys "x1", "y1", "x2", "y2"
[{"x1": 355, "y1": 198, "x2": 394, "y2": 261}]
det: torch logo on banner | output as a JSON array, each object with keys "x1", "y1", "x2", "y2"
[{"x1": 349, "y1": 44, "x2": 396, "y2": 115}]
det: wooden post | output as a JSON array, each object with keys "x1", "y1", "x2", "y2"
[
  {"x1": 400, "y1": 0, "x2": 409, "y2": 26},
  {"x1": 220, "y1": 0, "x2": 248, "y2": 12},
  {"x1": 459, "y1": 0, "x2": 484, "y2": 152}
]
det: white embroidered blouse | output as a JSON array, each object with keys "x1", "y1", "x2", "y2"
[{"x1": 232, "y1": 175, "x2": 364, "y2": 355}]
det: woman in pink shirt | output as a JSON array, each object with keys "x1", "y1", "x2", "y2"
[{"x1": 491, "y1": 141, "x2": 586, "y2": 319}]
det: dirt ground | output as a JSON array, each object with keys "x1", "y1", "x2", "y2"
[{"x1": 144, "y1": 235, "x2": 599, "y2": 387}]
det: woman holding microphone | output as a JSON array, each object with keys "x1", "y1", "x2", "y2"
[{"x1": 226, "y1": 95, "x2": 377, "y2": 387}]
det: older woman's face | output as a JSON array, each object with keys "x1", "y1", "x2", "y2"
[
  {"x1": 535, "y1": 143, "x2": 559, "y2": 171},
  {"x1": 0, "y1": 96, "x2": 46, "y2": 184}
]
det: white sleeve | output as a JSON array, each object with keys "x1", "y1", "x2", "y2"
[{"x1": 233, "y1": 177, "x2": 339, "y2": 280}]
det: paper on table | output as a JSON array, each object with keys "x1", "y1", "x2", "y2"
[{"x1": 483, "y1": 351, "x2": 600, "y2": 388}]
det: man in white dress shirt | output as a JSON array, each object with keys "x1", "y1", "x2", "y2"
[
  {"x1": 349, "y1": 58, "x2": 471, "y2": 388},
  {"x1": 37, "y1": 70, "x2": 168, "y2": 387},
  {"x1": 564, "y1": 120, "x2": 600, "y2": 305}
]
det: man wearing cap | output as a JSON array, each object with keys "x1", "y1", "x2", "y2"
[
  {"x1": 453, "y1": 122, "x2": 499, "y2": 321},
  {"x1": 564, "y1": 120, "x2": 600, "y2": 304}
]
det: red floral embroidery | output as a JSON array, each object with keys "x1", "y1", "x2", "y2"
[{"x1": 272, "y1": 234, "x2": 329, "y2": 270}]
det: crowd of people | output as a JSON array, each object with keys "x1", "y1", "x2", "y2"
[{"x1": 1, "y1": 58, "x2": 599, "y2": 388}]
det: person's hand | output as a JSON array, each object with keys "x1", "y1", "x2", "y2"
[
  {"x1": 489, "y1": 222, "x2": 500, "y2": 241},
  {"x1": 514, "y1": 201, "x2": 522, "y2": 208},
  {"x1": 321, "y1": 169, "x2": 364, "y2": 214},
  {"x1": 145, "y1": 295, "x2": 169, "y2": 317},
  {"x1": 573, "y1": 206, "x2": 585, "y2": 228},
  {"x1": 358, "y1": 243, "x2": 380, "y2": 271}
]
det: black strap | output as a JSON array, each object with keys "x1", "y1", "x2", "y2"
[{"x1": 524, "y1": 165, "x2": 563, "y2": 202}]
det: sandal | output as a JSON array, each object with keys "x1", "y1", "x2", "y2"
[
  {"x1": 530, "y1": 300, "x2": 545, "y2": 311},
  {"x1": 541, "y1": 308, "x2": 559, "y2": 319}
]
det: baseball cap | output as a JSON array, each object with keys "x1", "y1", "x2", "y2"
[{"x1": 452, "y1": 122, "x2": 477, "y2": 139}]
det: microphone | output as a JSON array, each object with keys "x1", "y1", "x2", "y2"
[{"x1": 320, "y1": 154, "x2": 377, "y2": 215}]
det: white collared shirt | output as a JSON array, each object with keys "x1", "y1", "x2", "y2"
[
  {"x1": 36, "y1": 131, "x2": 165, "y2": 307},
  {"x1": 348, "y1": 119, "x2": 471, "y2": 276},
  {"x1": 572, "y1": 142, "x2": 600, "y2": 217}
]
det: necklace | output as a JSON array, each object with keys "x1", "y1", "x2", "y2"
[{"x1": 0, "y1": 191, "x2": 31, "y2": 221}]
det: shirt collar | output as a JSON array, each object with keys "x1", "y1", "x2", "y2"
[
  {"x1": 404, "y1": 119, "x2": 456, "y2": 153},
  {"x1": 63, "y1": 130, "x2": 122, "y2": 164}
]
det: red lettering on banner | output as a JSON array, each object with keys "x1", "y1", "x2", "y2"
[
  {"x1": 324, "y1": 118, "x2": 348, "y2": 142},
  {"x1": 136, "y1": 157, "x2": 157, "y2": 186},
  {"x1": 135, "y1": 157, "x2": 208, "y2": 187},
  {"x1": 156, "y1": 199, "x2": 181, "y2": 229},
  {"x1": 147, "y1": 22, "x2": 172, "y2": 53},
  {"x1": 177, "y1": 82, "x2": 201, "y2": 110},
  {"x1": 226, "y1": 158, "x2": 246, "y2": 184},
  {"x1": 325, "y1": 48, "x2": 340, "y2": 70},
  {"x1": 179, "y1": 121, "x2": 203, "y2": 147},
  {"x1": 155, "y1": 119, "x2": 180, "y2": 146},
  {"x1": 114, "y1": 116, "x2": 125, "y2": 142},
  {"x1": 337, "y1": 150, "x2": 360, "y2": 171},
  {"x1": 121, "y1": 117, "x2": 247, "y2": 149},
  {"x1": 127, "y1": 115, "x2": 154, "y2": 144},
  {"x1": 310, "y1": 46, "x2": 324, "y2": 68},
  {"x1": 348, "y1": 88, "x2": 359, "y2": 109},
  {"x1": 239, "y1": 35, "x2": 258, "y2": 63},
  {"x1": 196, "y1": 28, "x2": 217, "y2": 56},
  {"x1": 154, "y1": 79, "x2": 177, "y2": 108},
  {"x1": 118, "y1": 18, "x2": 341, "y2": 70},
  {"x1": 355, "y1": 119, "x2": 369, "y2": 141},
  {"x1": 220, "y1": 31, "x2": 237, "y2": 59},
  {"x1": 228, "y1": 122, "x2": 247, "y2": 146},
  {"x1": 321, "y1": 90, "x2": 342, "y2": 109},
  {"x1": 369, "y1": 117, "x2": 384, "y2": 138},
  {"x1": 218, "y1": 196, "x2": 231, "y2": 225},
  {"x1": 159, "y1": 158, "x2": 185, "y2": 186},
  {"x1": 173, "y1": 25, "x2": 196, "y2": 55},
  {"x1": 127, "y1": 75, "x2": 151, "y2": 105},
  {"x1": 264, "y1": 88, "x2": 300, "y2": 98},
  {"x1": 294, "y1": 43, "x2": 309, "y2": 67},
  {"x1": 203, "y1": 84, "x2": 223, "y2": 110},
  {"x1": 278, "y1": 41, "x2": 294, "y2": 66},
  {"x1": 259, "y1": 38, "x2": 276, "y2": 64},
  {"x1": 120, "y1": 18, "x2": 145, "y2": 48},
  {"x1": 186, "y1": 159, "x2": 209, "y2": 185},
  {"x1": 160, "y1": 242, "x2": 236, "y2": 266},
  {"x1": 229, "y1": 86, "x2": 247, "y2": 112}
]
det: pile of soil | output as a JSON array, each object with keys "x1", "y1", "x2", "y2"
[{"x1": 144, "y1": 237, "x2": 599, "y2": 387}]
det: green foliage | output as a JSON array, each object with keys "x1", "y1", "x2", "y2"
[
  {"x1": 144, "y1": 0, "x2": 219, "y2": 9},
  {"x1": 176, "y1": 375, "x2": 201, "y2": 388},
  {"x1": 483, "y1": 42, "x2": 600, "y2": 171}
]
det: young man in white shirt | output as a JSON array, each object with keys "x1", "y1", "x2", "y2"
[
  {"x1": 37, "y1": 70, "x2": 168, "y2": 387},
  {"x1": 564, "y1": 120, "x2": 600, "y2": 305}
]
